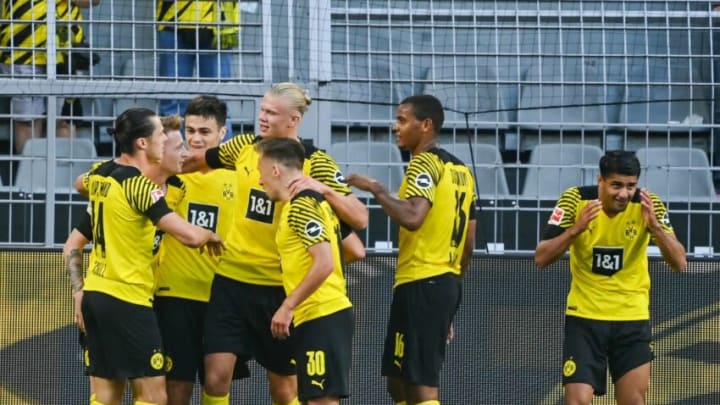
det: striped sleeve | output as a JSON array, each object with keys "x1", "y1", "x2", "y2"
[
  {"x1": 288, "y1": 195, "x2": 332, "y2": 249},
  {"x1": 309, "y1": 150, "x2": 352, "y2": 195},
  {"x1": 649, "y1": 192, "x2": 674, "y2": 233},
  {"x1": 208, "y1": 133, "x2": 256, "y2": 170},
  {"x1": 403, "y1": 152, "x2": 441, "y2": 202},
  {"x1": 122, "y1": 175, "x2": 172, "y2": 224},
  {"x1": 540, "y1": 187, "x2": 581, "y2": 240}
]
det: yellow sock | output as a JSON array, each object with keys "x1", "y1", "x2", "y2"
[
  {"x1": 134, "y1": 401, "x2": 160, "y2": 405},
  {"x1": 395, "y1": 402, "x2": 407, "y2": 405},
  {"x1": 90, "y1": 395, "x2": 105, "y2": 405},
  {"x1": 272, "y1": 399, "x2": 300, "y2": 405},
  {"x1": 202, "y1": 390, "x2": 230, "y2": 405},
  {"x1": 415, "y1": 401, "x2": 440, "y2": 405}
]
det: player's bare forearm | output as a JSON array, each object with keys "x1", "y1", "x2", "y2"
[
  {"x1": 534, "y1": 226, "x2": 580, "y2": 268},
  {"x1": 460, "y1": 220, "x2": 477, "y2": 274},
  {"x1": 181, "y1": 148, "x2": 209, "y2": 173},
  {"x1": 324, "y1": 191, "x2": 368, "y2": 230},
  {"x1": 372, "y1": 188, "x2": 428, "y2": 231},
  {"x1": 651, "y1": 227, "x2": 687, "y2": 272},
  {"x1": 65, "y1": 249, "x2": 84, "y2": 293},
  {"x1": 283, "y1": 243, "x2": 334, "y2": 310}
]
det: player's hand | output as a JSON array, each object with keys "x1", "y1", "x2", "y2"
[
  {"x1": 640, "y1": 188, "x2": 659, "y2": 227},
  {"x1": 73, "y1": 290, "x2": 86, "y2": 334},
  {"x1": 287, "y1": 176, "x2": 329, "y2": 198},
  {"x1": 200, "y1": 232, "x2": 226, "y2": 256},
  {"x1": 346, "y1": 174, "x2": 378, "y2": 193},
  {"x1": 271, "y1": 303, "x2": 293, "y2": 339},
  {"x1": 575, "y1": 199, "x2": 601, "y2": 233},
  {"x1": 447, "y1": 323, "x2": 455, "y2": 344}
]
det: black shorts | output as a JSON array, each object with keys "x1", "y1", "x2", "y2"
[
  {"x1": 78, "y1": 330, "x2": 89, "y2": 376},
  {"x1": 562, "y1": 315, "x2": 654, "y2": 395},
  {"x1": 381, "y1": 273, "x2": 462, "y2": 387},
  {"x1": 295, "y1": 308, "x2": 354, "y2": 402},
  {"x1": 155, "y1": 296, "x2": 250, "y2": 382},
  {"x1": 81, "y1": 291, "x2": 165, "y2": 379},
  {"x1": 203, "y1": 275, "x2": 295, "y2": 375}
]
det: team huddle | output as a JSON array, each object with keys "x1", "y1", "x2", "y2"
[
  {"x1": 63, "y1": 85, "x2": 687, "y2": 405},
  {"x1": 64, "y1": 89, "x2": 476, "y2": 405}
]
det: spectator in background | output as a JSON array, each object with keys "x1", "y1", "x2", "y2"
[
  {"x1": 0, "y1": 0, "x2": 98, "y2": 154},
  {"x1": 156, "y1": 0, "x2": 240, "y2": 138}
]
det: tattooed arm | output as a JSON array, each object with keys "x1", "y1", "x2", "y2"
[{"x1": 63, "y1": 228, "x2": 91, "y2": 332}]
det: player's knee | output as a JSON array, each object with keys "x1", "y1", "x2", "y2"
[
  {"x1": 203, "y1": 368, "x2": 233, "y2": 395},
  {"x1": 269, "y1": 387, "x2": 297, "y2": 404}
]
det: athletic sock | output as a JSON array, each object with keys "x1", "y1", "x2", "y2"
[
  {"x1": 89, "y1": 395, "x2": 105, "y2": 405},
  {"x1": 202, "y1": 390, "x2": 230, "y2": 405},
  {"x1": 415, "y1": 401, "x2": 440, "y2": 405}
]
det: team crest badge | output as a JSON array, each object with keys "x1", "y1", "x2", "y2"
[{"x1": 222, "y1": 183, "x2": 235, "y2": 200}]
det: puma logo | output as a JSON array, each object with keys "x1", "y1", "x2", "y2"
[
  {"x1": 393, "y1": 360, "x2": 402, "y2": 369},
  {"x1": 244, "y1": 166, "x2": 251, "y2": 175},
  {"x1": 311, "y1": 379, "x2": 325, "y2": 390}
]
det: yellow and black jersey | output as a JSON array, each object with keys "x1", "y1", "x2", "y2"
[
  {"x1": 155, "y1": 169, "x2": 236, "y2": 302},
  {"x1": 396, "y1": 147, "x2": 477, "y2": 287},
  {"x1": 150, "y1": 175, "x2": 186, "y2": 268},
  {"x1": 205, "y1": 134, "x2": 352, "y2": 286},
  {"x1": 83, "y1": 160, "x2": 174, "y2": 307},
  {"x1": 276, "y1": 190, "x2": 352, "y2": 326},
  {"x1": 540, "y1": 186, "x2": 675, "y2": 321},
  {"x1": 156, "y1": 0, "x2": 239, "y2": 34},
  {"x1": 0, "y1": 0, "x2": 80, "y2": 65}
]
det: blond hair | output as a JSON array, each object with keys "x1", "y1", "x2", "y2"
[
  {"x1": 267, "y1": 82, "x2": 312, "y2": 116},
  {"x1": 160, "y1": 115, "x2": 182, "y2": 133}
]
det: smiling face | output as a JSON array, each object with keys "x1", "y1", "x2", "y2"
[
  {"x1": 257, "y1": 94, "x2": 300, "y2": 138},
  {"x1": 160, "y1": 130, "x2": 187, "y2": 175},
  {"x1": 598, "y1": 173, "x2": 639, "y2": 215},
  {"x1": 185, "y1": 114, "x2": 225, "y2": 152}
]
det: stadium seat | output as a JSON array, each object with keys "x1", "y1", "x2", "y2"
[
  {"x1": 15, "y1": 138, "x2": 97, "y2": 193},
  {"x1": 635, "y1": 147, "x2": 716, "y2": 202},
  {"x1": 425, "y1": 80, "x2": 508, "y2": 129},
  {"x1": 518, "y1": 59, "x2": 618, "y2": 131},
  {"x1": 446, "y1": 143, "x2": 510, "y2": 198},
  {"x1": 327, "y1": 141, "x2": 404, "y2": 198},
  {"x1": 521, "y1": 143, "x2": 604, "y2": 199},
  {"x1": 619, "y1": 60, "x2": 710, "y2": 132}
]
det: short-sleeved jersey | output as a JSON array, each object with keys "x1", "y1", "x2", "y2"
[
  {"x1": 396, "y1": 147, "x2": 477, "y2": 287},
  {"x1": 82, "y1": 160, "x2": 174, "y2": 307},
  {"x1": 205, "y1": 134, "x2": 352, "y2": 286},
  {"x1": 150, "y1": 175, "x2": 186, "y2": 270},
  {"x1": 276, "y1": 190, "x2": 352, "y2": 326},
  {"x1": 540, "y1": 186, "x2": 675, "y2": 321},
  {"x1": 155, "y1": 169, "x2": 236, "y2": 302}
]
